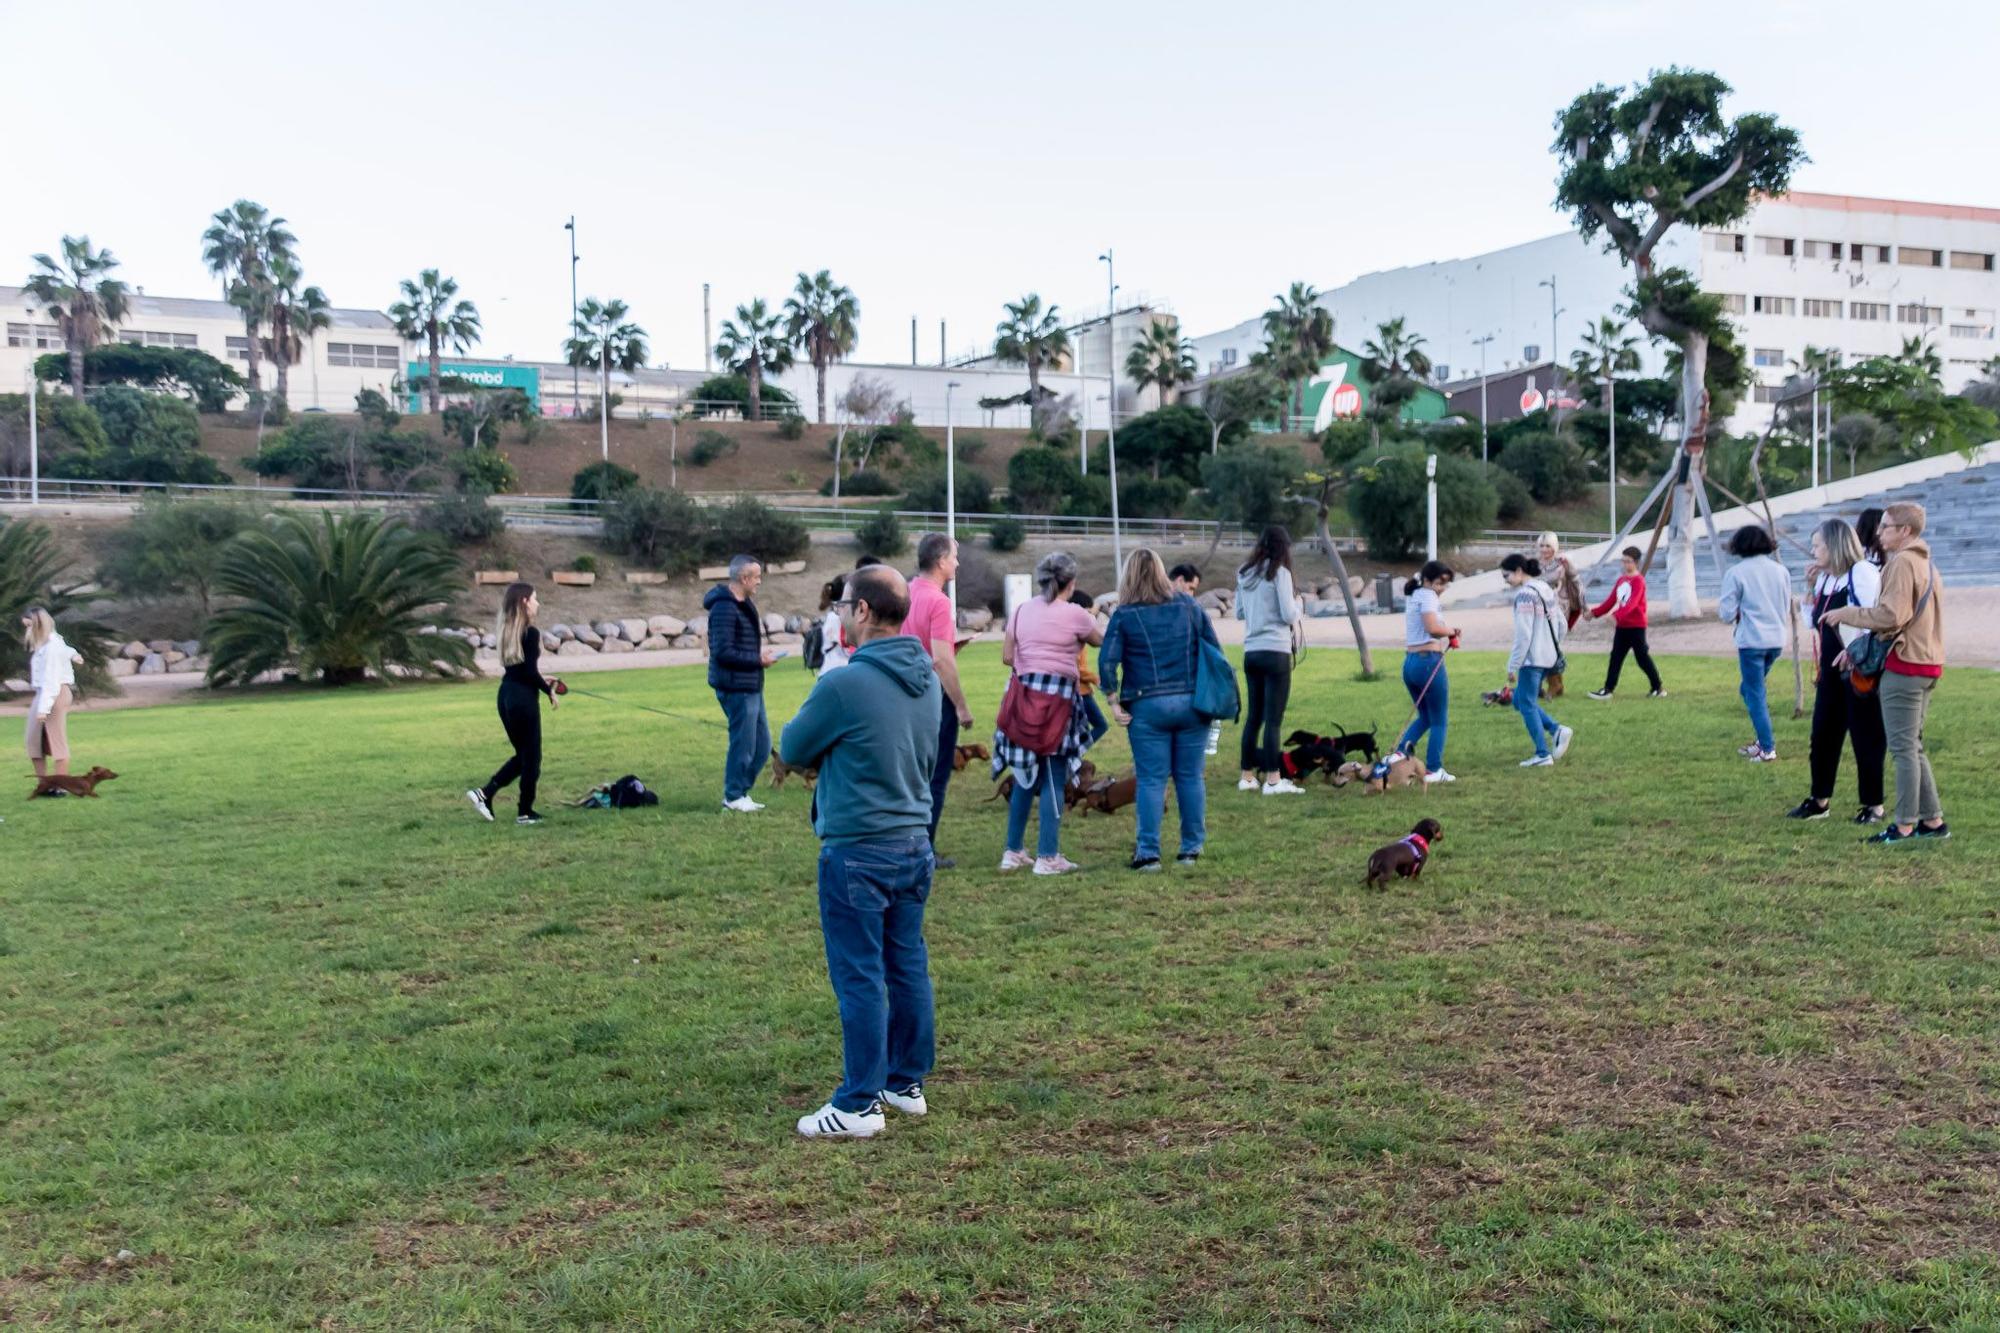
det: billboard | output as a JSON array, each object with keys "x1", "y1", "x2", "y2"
[{"x1": 405, "y1": 361, "x2": 541, "y2": 412}]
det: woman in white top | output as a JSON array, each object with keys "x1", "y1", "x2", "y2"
[
  {"x1": 816, "y1": 574, "x2": 852, "y2": 674},
  {"x1": 1502, "y1": 554, "x2": 1573, "y2": 767},
  {"x1": 1394, "y1": 560, "x2": 1458, "y2": 783},
  {"x1": 1787, "y1": 519, "x2": 1887, "y2": 823},
  {"x1": 22, "y1": 606, "x2": 84, "y2": 780}
]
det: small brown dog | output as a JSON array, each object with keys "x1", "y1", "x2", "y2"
[
  {"x1": 1359, "y1": 752, "x2": 1427, "y2": 795},
  {"x1": 1365, "y1": 818, "x2": 1441, "y2": 889},
  {"x1": 1078, "y1": 773, "x2": 1138, "y2": 816},
  {"x1": 951, "y1": 743, "x2": 992, "y2": 772},
  {"x1": 31, "y1": 766, "x2": 118, "y2": 799},
  {"x1": 991, "y1": 760, "x2": 1096, "y2": 807},
  {"x1": 767, "y1": 749, "x2": 817, "y2": 791}
]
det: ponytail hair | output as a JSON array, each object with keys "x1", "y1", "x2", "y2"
[
  {"x1": 1499, "y1": 553, "x2": 1542, "y2": 578},
  {"x1": 497, "y1": 581, "x2": 536, "y2": 666},
  {"x1": 1403, "y1": 560, "x2": 1455, "y2": 596}
]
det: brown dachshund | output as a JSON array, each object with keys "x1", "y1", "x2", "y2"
[
  {"x1": 951, "y1": 743, "x2": 992, "y2": 772},
  {"x1": 767, "y1": 749, "x2": 816, "y2": 791},
  {"x1": 990, "y1": 761, "x2": 1096, "y2": 807},
  {"x1": 1366, "y1": 818, "x2": 1441, "y2": 889},
  {"x1": 31, "y1": 766, "x2": 119, "y2": 799},
  {"x1": 1078, "y1": 773, "x2": 1138, "y2": 816},
  {"x1": 1360, "y1": 752, "x2": 1427, "y2": 795}
]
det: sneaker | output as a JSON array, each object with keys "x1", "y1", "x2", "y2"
[
  {"x1": 1913, "y1": 821, "x2": 1952, "y2": 841},
  {"x1": 878, "y1": 1084, "x2": 927, "y2": 1117},
  {"x1": 1586, "y1": 689, "x2": 1612, "y2": 701},
  {"x1": 1174, "y1": 851, "x2": 1202, "y2": 865},
  {"x1": 1424, "y1": 769, "x2": 1457, "y2": 784},
  {"x1": 466, "y1": 789, "x2": 494, "y2": 822},
  {"x1": 722, "y1": 796, "x2": 764, "y2": 813},
  {"x1": 1237, "y1": 777, "x2": 1259, "y2": 792},
  {"x1": 998, "y1": 849, "x2": 1033, "y2": 872},
  {"x1": 1865, "y1": 825, "x2": 1918, "y2": 846},
  {"x1": 1551, "y1": 726, "x2": 1574, "y2": 761},
  {"x1": 1130, "y1": 856, "x2": 1162, "y2": 872},
  {"x1": 1737, "y1": 743, "x2": 1764, "y2": 757},
  {"x1": 516, "y1": 812, "x2": 543, "y2": 826},
  {"x1": 1786, "y1": 799, "x2": 1831, "y2": 821},
  {"x1": 1520, "y1": 755, "x2": 1554, "y2": 768},
  {"x1": 1648, "y1": 689, "x2": 1668, "y2": 698},
  {"x1": 1747, "y1": 749, "x2": 1778, "y2": 764},
  {"x1": 1033, "y1": 855, "x2": 1081, "y2": 876},
  {"x1": 796, "y1": 1100, "x2": 885, "y2": 1139},
  {"x1": 1853, "y1": 806, "x2": 1886, "y2": 826},
  {"x1": 1261, "y1": 778, "x2": 1306, "y2": 796}
]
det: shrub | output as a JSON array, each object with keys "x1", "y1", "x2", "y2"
[
  {"x1": 249, "y1": 414, "x2": 360, "y2": 493},
  {"x1": 866, "y1": 421, "x2": 937, "y2": 471},
  {"x1": 1007, "y1": 445, "x2": 1075, "y2": 514},
  {"x1": 98, "y1": 496, "x2": 260, "y2": 618},
  {"x1": 1497, "y1": 431, "x2": 1590, "y2": 504},
  {"x1": 689, "y1": 374, "x2": 795, "y2": 417},
  {"x1": 1061, "y1": 473, "x2": 1113, "y2": 518},
  {"x1": 415, "y1": 490, "x2": 505, "y2": 544},
  {"x1": 453, "y1": 447, "x2": 518, "y2": 495},
  {"x1": 1346, "y1": 448, "x2": 1496, "y2": 560},
  {"x1": 821, "y1": 467, "x2": 896, "y2": 497},
  {"x1": 0, "y1": 392, "x2": 109, "y2": 481},
  {"x1": 571, "y1": 554, "x2": 598, "y2": 574},
  {"x1": 900, "y1": 466, "x2": 993, "y2": 514},
  {"x1": 689, "y1": 430, "x2": 738, "y2": 467},
  {"x1": 1120, "y1": 475, "x2": 1191, "y2": 519},
  {"x1": 204, "y1": 512, "x2": 474, "y2": 687},
  {"x1": 571, "y1": 460, "x2": 640, "y2": 506},
  {"x1": 703, "y1": 498, "x2": 809, "y2": 564},
  {"x1": 1113, "y1": 405, "x2": 1212, "y2": 485},
  {"x1": 0, "y1": 517, "x2": 115, "y2": 696},
  {"x1": 776, "y1": 413, "x2": 806, "y2": 440},
  {"x1": 366, "y1": 430, "x2": 450, "y2": 492},
  {"x1": 854, "y1": 507, "x2": 906, "y2": 559},
  {"x1": 74, "y1": 385, "x2": 230, "y2": 486},
  {"x1": 604, "y1": 488, "x2": 707, "y2": 574},
  {"x1": 987, "y1": 515, "x2": 1027, "y2": 552},
  {"x1": 1491, "y1": 467, "x2": 1534, "y2": 523}
]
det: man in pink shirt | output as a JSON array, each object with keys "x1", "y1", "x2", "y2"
[{"x1": 903, "y1": 533, "x2": 975, "y2": 866}]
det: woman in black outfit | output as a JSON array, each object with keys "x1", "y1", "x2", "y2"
[{"x1": 468, "y1": 581, "x2": 559, "y2": 825}]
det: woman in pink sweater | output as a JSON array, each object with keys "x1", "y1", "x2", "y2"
[{"x1": 1586, "y1": 546, "x2": 1665, "y2": 700}]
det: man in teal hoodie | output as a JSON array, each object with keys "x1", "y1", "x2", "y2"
[{"x1": 779, "y1": 564, "x2": 942, "y2": 1139}]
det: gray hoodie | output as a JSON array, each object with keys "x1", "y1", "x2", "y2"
[
  {"x1": 779, "y1": 634, "x2": 942, "y2": 846},
  {"x1": 1235, "y1": 565, "x2": 1300, "y2": 654}
]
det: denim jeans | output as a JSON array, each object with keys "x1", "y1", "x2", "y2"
[
  {"x1": 1005, "y1": 765, "x2": 1064, "y2": 859},
  {"x1": 1080, "y1": 692, "x2": 1111, "y2": 744},
  {"x1": 1396, "y1": 652, "x2": 1450, "y2": 772},
  {"x1": 817, "y1": 834, "x2": 936, "y2": 1112},
  {"x1": 1737, "y1": 647, "x2": 1782, "y2": 753},
  {"x1": 1128, "y1": 691, "x2": 1207, "y2": 860},
  {"x1": 929, "y1": 696, "x2": 958, "y2": 847},
  {"x1": 716, "y1": 688, "x2": 769, "y2": 801},
  {"x1": 1514, "y1": 666, "x2": 1561, "y2": 757}
]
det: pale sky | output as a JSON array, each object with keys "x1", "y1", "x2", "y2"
[{"x1": 9, "y1": 0, "x2": 1998, "y2": 370}]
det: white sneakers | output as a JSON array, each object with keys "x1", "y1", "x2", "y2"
[
  {"x1": 1747, "y1": 749, "x2": 1778, "y2": 763},
  {"x1": 722, "y1": 796, "x2": 765, "y2": 813},
  {"x1": 1552, "y1": 726, "x2": 1575, "y2": 761},
  {"x1": 796, "y1": 1100, "x2": 885, "y2": 1139},
  {"x1": 878, "y1": 1083, "x2": 928, "y2": 1116},
  {"x1": 1033, "y1": 855, "x2": 1081, "y2": 876},
  {"x1": 1261, "y1": 778, "x2": 1305, "y2": 796},
  {"x1": 997, "y1": 849, "x2": 1033, "y2": 872},
  {"x1": 1237, "y1": 777, "x2": 1259, "y2": 792},
  {"x1": 1520, "y1": 755, "x2": 1555, "y2": 768},
  {"x1": 466, "y1": 789, "x2": 494, "y2": 821},
  {"x1": 1424, "y1": 769, "x2": 1457, "y2": 784}
]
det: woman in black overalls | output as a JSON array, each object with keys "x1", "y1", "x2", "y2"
[
  {"x1": 468, "y1": 581, "x2": 559, "y2": 825},
  {"x1": 1787, "y1": 520, "x2": 1887, "y2": 824}
]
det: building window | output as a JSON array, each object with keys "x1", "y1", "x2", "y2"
[
  {"x1": 1219, "y1": 347, "x2": 1237, "y2": 367},
  {"x1": 1752, "y1": 383, "x2": 1786, "y2": 404},
  {"x1": 118, "y1": 329, "x2": 201, "y2": 349},
  {"x1": 1949, "y1": 309, "x2": 1995, "y2": 340},
  {"x1": 8, "y1": 322, "x2": 64, "y2": 348},
  {"x1": 1950, "y1": 251, "x2": 1996, "y2": 272},
  {"x1": 1717, "y1": 293, "x2": 1747, "y2": 314},
  {"x1": 1757, "y1": 236, "x2": 1796, "y2": 257},
  {"x1": 1849, "y1": 302, "x2": 1890, "y2": 322},
  {"x1": 1803, "y1": 299, "x2": 1842, "y2": 318},
  {"x1": 226, "y1": 335, "x2": 250, "y2": 361},
  {"x1": 327, "y1": 342, "x2": 402, "y2": 369},
  {"x1": 1709, "y1": 232, "x2": 1745, "y2": 253},
  {"x1": 1801, "y1": 240, "x2": 1843, "y2": 260},
  {"x1": 1751, "y1": 295, "x2": 1796, "y2": 316},
  {"x1": 1897, "y1": 304, "x2": 1943, "y2": 325},
  {"x1": 1898, "y1": 246, "x2": 1943, "y2": 268},
  {"x1": 1752, "y1": 348, "x2": 1786, "y2": 368},
  {"x1": 1848, "y1": 243, "x2": 1891, "y2": 263}
]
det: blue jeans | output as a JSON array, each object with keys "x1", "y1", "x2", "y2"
[
  {"x1": 1006, "y1": 765, "x2": 1064, "y2": 859},
  {"x1": 1514, "y1": 666, "x2": 1562, "y2": 757},
  {"x1": 929, "y1": 697, "x2": 957, "y2": 847},
  {"x1": 1738, "y1": 647, "x2": 1782, "y2": 753},
  {"x1": 716, "y1": 689, "x2": 769, "y2": 801},
  {"x1": 1128, "y1": 691, "x2": 1207, "y2": 860},
  {"x1": 1080, "y1": 693, "x2": 1111, "y2": 744},
  {"x1": 817, "y1": 834, "x2": 936, "y2": 1112},
  {"x1": 1397, "y1": 652, "x2": 1450, "y2": 772}
]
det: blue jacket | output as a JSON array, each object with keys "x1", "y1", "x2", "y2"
[
  {"x1": 1099, "y1": 594, "x2": 1218, "y2": 703},
  {"x1": 704, "y1": 583, "x2": 766, "y2": 693},
  {"x1": 779, "y1": 635, "x2": 942, "y2": 846}
]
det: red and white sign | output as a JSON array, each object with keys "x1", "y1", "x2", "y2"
[
  {"x1": 1519, "y1": 386, "x2": 1545, "y2": 414},
  {"x1": 1330, "y1": 383, "x2": 1362, "y2": 418}
]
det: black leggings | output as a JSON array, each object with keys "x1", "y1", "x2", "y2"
[
  {"x1": 1601, "y1": 625, "x2": 1662, "y2": 694},
  {"x1": 484, "y1": 682, "x2": 542, "y2": 815},
  {"x1": 1241, "y1": 650, "x2": 1293, "y2": 774},
  {"x1": 1809, "y1": 669, "x2": 1886, "y2": 808}
]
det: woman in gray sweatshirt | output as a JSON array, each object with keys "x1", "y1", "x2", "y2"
[{"x1": 1234, "y1": 526, "x2": 1305, "y2": 794}]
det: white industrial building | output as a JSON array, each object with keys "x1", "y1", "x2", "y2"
[
  {"x1": 1187, "y1": 191, "x2": 2000, "y2": 432},
  {"x1": 1, "y1": 284, "x2": 412, "y2": 411}
]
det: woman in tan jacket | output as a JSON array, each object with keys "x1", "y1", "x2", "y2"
[{"x1": 1823, "y1": 501, "x2": 1946, "y2": 845}]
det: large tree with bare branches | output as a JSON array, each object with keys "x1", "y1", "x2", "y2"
[{"x1": 1553, "y1": 69, "x2": 1803, "y2": 615}]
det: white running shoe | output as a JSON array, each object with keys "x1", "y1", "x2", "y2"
[
  {"x1": 1552, "y1": 726, "x2": 1575, "y2": 761},
  {"x1": 1737, "y1": 742, "x2": 1764, "y2": 757},
  {"x1": 1262, "y1": 778, "x2": 1306, "y2": 795},
  {"x1": 878, "y1": 1084, "x2": 928, "y2": 1117},
  {"x1": 466, "y1": 789, "x2": 494, "y2": 822},
  {"x1": 1424, "y1": 769, "x2": 1457, "y2": 784},
  {"x1": 998, "y1": 849, "x2": 1033, "y2": 872},
  {"x1": 796, "y1": 1100, "x2": 885, "y2": 1139},
  {"x1": 1586, "y1": 690, "x2": 1611, "y2": 701},
  {"x1": 1520, "y1": 755, "x2": 1555, "y2": 768},
  {"x1": 1237, "y1": 777, "x2": 1259, "y2": 792},
  {"x1": 1033, "y1": 855, "x2": 1081, "y2": 876},
  {"x1": 1748, "y1": 748, "x2": 1778, "y2": 763},
  {"x1": 722, "y1": 796, "x2": 765, "y2": 813}
]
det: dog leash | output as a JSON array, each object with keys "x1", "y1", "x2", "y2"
[{"x1": 559, "y1": 685, "x2": 729, "y2": 730}]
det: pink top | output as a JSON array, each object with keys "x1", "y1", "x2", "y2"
[
  {"x1": 1007, "y1": 597, "x2": 1098, "y2": 679},
  {"x1": 900, "y1": 575, "x2": 956, "y2": 656}
]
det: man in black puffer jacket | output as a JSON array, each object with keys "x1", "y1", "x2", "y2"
[{"x1": 706, "y1": 554, "x2": 778, "y2": 811}]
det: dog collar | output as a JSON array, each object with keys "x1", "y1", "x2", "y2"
[{"x1": 1404, "y1": 833, "x2": 1430, "y2": 859}]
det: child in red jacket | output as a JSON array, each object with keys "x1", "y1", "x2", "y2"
[{"x1": 1587, "y1": 547, "x2": 1665, "y2": 699}]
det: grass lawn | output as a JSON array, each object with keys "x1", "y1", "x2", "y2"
[{"x1": 4, "y1": 646, "x2": 1998, "y2": 1329}]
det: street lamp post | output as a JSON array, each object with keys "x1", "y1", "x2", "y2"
[
  {"x1": 1606, "y1": 371, "x2": 1618, "y2": 534},
  {"x1": 1425, "y1": 453, "x2": 1438, "y2": 562},
  {"x1": 1076, "y1": 321, "x2": 1088, "y2": 476},
  {"x1": 565, "y1": 217, "x2": 579, "y2": 416},
  {"x1": 1098, "y1": 249, "x2": 1124, "y2": 580},
  {"x1": 945, "y1": 380, "x2": 961, "y2": 624},
  {"x1": 598, "y1": 310, "x2": 611, "y2": 462},
  {"x1": 1472, "y1": 333, "x2": 1494, "y2": 469},
  {"x1": 1538, "y1": 276, "x2": 1559, "y2": 374},
  {"x1": 26, "y1": 365, "x2": 38, "y2": 505}
]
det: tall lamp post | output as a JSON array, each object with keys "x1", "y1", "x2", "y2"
[
  {"x1": 564, "y1": 217, "x2": 579, "y2": 417},
  {"x1": 1471, "y1": 332, "x2": 1494, "y2": 469},
  {"x1": 1605, "y1": 369, "x2": 1618, "y2": 534},
  {"x1": 945, "y1": 380, "x2": 961, "y2": 624},
  {"x1": 1098, "y1": 249, "x2": 1124, "y2": 580},
  {"x1": 1537, "y1": 276, "x2": 1560, "y2": 377},
  {"x1": 1425, "y1": 453, "x2": 1439, "y2": 562},
  {"x1": 597, "y1": 308, "x2": 612, "y2": 461}
]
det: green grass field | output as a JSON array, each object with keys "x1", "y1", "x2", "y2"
[{"x1": 5, "y1": 647, "x2": 1997, "y2": 1329}]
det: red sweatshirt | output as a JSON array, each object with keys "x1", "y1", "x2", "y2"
[{"x1": 1591, "y1": 573, "x2": 1648, "y2": 629}]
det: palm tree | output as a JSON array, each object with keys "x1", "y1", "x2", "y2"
[
  {"x1": 23, "y1": 236, "x2": 130, "y2": 399},
  {"x1": 566, "y1": 297, "x2": 649, "y2": 375},
  {"x1": 1570, "y1": 316, "x2": 1642, "y2": 391},
  {"x1": 1897, "y1": 335, "x2": 1942, "y2": 385},
  {"x1": 265, "y1": 254, "x2": 332, "y2": 409},
  {"x1": 204, "y1": 512, "x2": 474, "y2": 687},
  {"x1": 713, "y1": 298, "x2": 794, "y2": 421},
  {"x1": 1125, "y1": 319, "x2": 1197, "y2": 409},
  {"x1": 783, "y1": 270, "x2": 859, "y2": 423},
  {"x1": 1359, "y1": 317, "x2": 1434, "y2": 434},
  {"x1": 201, "y1": 200, "x2": 296, "y2": 398},
  {"x1": 1257, "y1": 283, "x2": 1335, "y2": 427},
  {"x1": 389, "y1": 270, "x2": 482, "y2": 414},
  {"x1": 0, "y1": 517, "x2": 115, "y2": 689},
  {"x1": 992, "y1": 294, "x2": 1071, "y2": 433}
]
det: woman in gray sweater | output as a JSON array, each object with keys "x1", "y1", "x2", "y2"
[{"x1": 1234, "y1": 525, "x2": 1305, "y2": 794}]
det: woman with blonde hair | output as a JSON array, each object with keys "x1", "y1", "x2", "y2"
[
  {"x1": 1537, "y1": 531, "x2": 1585, "y2": 629},
  {"x1": 1098, "y1": 548, "x2": 1221, "y2": 870},
  {"x1": 467, "y1": 581, "x2": 560, "y2": 826},
  {"x1": 22, "y1": 606, "x2": 84, "y2": 782},
  {"x1": 1789, "y1": 519, "x2": 1886, "y2": 823}
]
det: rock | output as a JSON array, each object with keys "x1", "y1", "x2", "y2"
[
  {"x1": 637, "y1": 635, "x2": 672, "y2": 650},
  {"x1": 108, "y1": 657, "x2": 138, "y2": 677},
  {"x1": 1310, "y1": 603, "x2": 1343, "y2": 619},
  {"x1": 146, "y1": 639, "x2": 172, "y2": 653},
  {"x1": 557, "y1": 639, "x2": 596, "y2": 656},
  {"x1": 1348, "y1": 576, "x2": 1366, "y2": 598},
  {"x1": 1195, "y1": 588, "x2": 1234, "y2": 613},
  {"x1": 762, "y1": 612, "x2": 787, "y2": 635},
  {"x1": 176, "y1": 639, "x2": 201, "y2": 657},
  {"x1": 957, "y1": 608, "x2": 993, "y2": 632},
  {"x1": 120, "y1": 640, "x2": 149, "y2": 659},
  {"x1": 595, "y1": 620, "x2": 625, "y2": 641},
  {"x1": 681, "y1": 619, "x2": 705, "y2": 639},
  {"x1": 647, "y1": 614, "x2": 686, "y2": 637},
  {"x1": 167, "y1": 654, "x2": 201, "y2": 673},
  {"x1": 769, "y1": 632, "x2": 804, "y2": 648},
  {"x1": 573, "y1": 623, "x2": 603, "y2": 647},
  {"x1": 163, "y1": 649, "x2": 187, "y2": 665},
  {"x1": 618, "y1": 617, "x2": 648, "y2": 643},
  {"x1": 1301, "y1": 597, "x2": 1327, "y2": 617},
  {"x1": 672, "y1": 633, "x2": 703, "y2": 649},
  {"x1": 138, "y1": 652, "x2": 166, "y2": 675},
  {"x1": 600, "y1": 637, "x2": 635, "y2": 654},
  {"x1": 546, "y1": 622, "x2": 571, "y2": 642}
]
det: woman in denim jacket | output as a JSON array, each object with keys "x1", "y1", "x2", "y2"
[{"x1": 1099, "y1": 547, "x2": 1221, "y2": 871}]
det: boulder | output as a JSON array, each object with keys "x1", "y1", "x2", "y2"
[
  {"x1": 546, "y1": 622, "x2": 572, "y2": 642},
  {"x1": 107, "y1": 657, "x2": 138, "y2": 678},
  {"x1": 618, "y1": 617, "x2": 649, "y2": 643},
  {"x1": 761, "y1": 612, "x2": 788, "y2": 635},
  {"x1": 1348, "y1": 576, "x2": 1366, "y2": 598},
  {"x1": 557, "y1": 638, "x2": 596, "y2": 656},
  {"x1": 647, "y1": 614, "x2": 686, "y2": 637},
  {"x1": 637, "y1": 635, "x2": 673, "y2": 651},
  {"x1": 595, "y1": 620, "x2": 625, "y2": 642},
  {"x1": 681, "y1": 619, "x2": 705, "y2": 638},
  {"x1": 572, "y1": 623, "x2": 603, "y2": 647},
  {"x1": 1301, "y1": 597, "x2": 1327, "y2": 617},
  {"x1": 120, "y1": 640, "x2": 149, "y2": 660},
  {"x1": 957, "y1": 607, "x2": 994, "y2": 632},
  {"x1": 1195, "y1": 588, "x2": 1234, "y2": 613},
  {"x1": 769, "y1": 631, "x2": 805, "y2": 647},
  {"x1": 672, "y1": 633, "x2": 703, "y2": 649},
  {"x1": 162, "y1": 649, "x2": 187, "y2": 665},
  {"x1": 167, "y1": 654, "x2": 200, "y2": 673},
  {"x1": 146, "y1": 639, "x2": 173, "y2": 653},
  {"x1": 138, "y1": 652, "x2": 166, "y2": 675},
  {"x1": 599, "y1": 637, "x2": 635, "y2": 654},
  {"x1": 176, "y1": 640, "x2": 201, "y2": 657},
  {"x1": 1310, "y1": 602, "x2": 1344, "y2": 619}
]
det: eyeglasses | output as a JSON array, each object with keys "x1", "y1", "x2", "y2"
[{"x1": 832, "y1": 598, "x2": 857, "y2": 611}]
